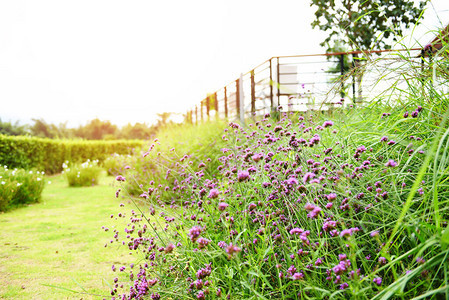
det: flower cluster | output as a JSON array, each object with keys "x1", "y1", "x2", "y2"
[{"x1": 106, "y1": 107, "x2": 434, "y2": 299}]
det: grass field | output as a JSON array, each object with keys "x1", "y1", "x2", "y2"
[{"x1": 0, "y1": 173, "x2": 134, "y2": 300}]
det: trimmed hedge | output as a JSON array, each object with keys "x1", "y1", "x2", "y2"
[{"x1": 0, "y1": 135, "x2": 145, "y2": 174}]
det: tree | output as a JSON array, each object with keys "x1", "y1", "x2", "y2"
[
  {"x1": 120, "y1": 122, "x2": 156, "y2": 140},
  {"x1": 155, "y1": 112, "x2": 173, "y2": 128},
  {"x1": 75, "y1": 119, "x2": 118, "y2": 140},
  {"x1": 0, "y1": 119, "x2": 28, "y2": 136},
  {"x1": 30, "y1": 118, "x2": 56, "y2": 138},
  {"x1": 310, "y1": 0, "x2": 428, "y2": 51},
  {"x1": 310, "y1": 0, "x2": 428, "y2": 102}
]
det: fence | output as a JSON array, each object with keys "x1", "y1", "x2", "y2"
[{"x1": 186, "y1": 48, "x2": 433, "y2": 124}]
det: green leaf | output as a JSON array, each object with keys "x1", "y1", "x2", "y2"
[{"x1": 441, "y1": 228, "x2": 449, "y2": 250}]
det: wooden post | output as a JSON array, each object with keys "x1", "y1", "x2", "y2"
[
  {"x1": 276, "y1": 57, "x2": 280, "y2": 108},
  {"x1": 224, "y1": 86, "x2": 228, "y2": 118},
  {"x1": 250, "y1": 69, "x2": 256, "y2": 116},
  {"x1": 214, "y1": 92, "x2": 218, "y2": 118},
  {"x1": 236, "y1": 79, "x2": 240, "y2": 119},
  {"x1": 195, "y1": 105, "x2": 198, "y2": 124},
  {"x1": 269, "y1": 58, "x2": 274, "y2": 112},
  {"x1": 206, "y1": 97, "x2": 210, "y2": 120},
  {"x1": 340, "y1": 54, "x2": 345, "y2": 99},
  {"x1": 201, "y1": 101, "x2": 204, "y2": 121},
  {"x1": 238, "y1": 74, "x2": 244, "y2": 124}
]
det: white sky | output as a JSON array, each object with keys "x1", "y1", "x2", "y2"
[{"x1": 0, "y1": 0, "x2": 447, "y2": 127}]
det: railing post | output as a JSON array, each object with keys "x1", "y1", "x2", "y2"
[
  {"x1": 238, "y1": 74, "x2": 245, "y2": 124},
  {"x1": 206, "y1": 97, "x2": 210, "y2": 120},
  {"x1": 340, "y1": 54, "x2": 345, "y2": 99},
  {"x1": 201, "y1": 101, "x2": 204, "y2": 122},
  {"x1": 195, "y1": 105, "x2": 198, "y2": 125},
  {"x1": 352, "y1": 54, "x2": 356, "y2": 104},
  {"x1": 250, "y1": 69, "x2": 256, "y2": 116},
  {"x1": 214, "y1": 92, "x2": 218, "y2": 119},
  {"x1": 276, "y1": 57, "x2": 280, "y2": 108},
  {"x1": 269, "y1": 58, "x2": 274, "y2": 112},
  {"x1": 236, "y1": 79, "x2": 240, "y2": 119},
  {"x1": 224, "y1": 86, "x2": 228, "y2": 118}
]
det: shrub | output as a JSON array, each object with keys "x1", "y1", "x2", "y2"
[
  {"x1": 103, "y1": 39, "x2": 449, "y2": 299},
  {"x1": 0, "y1": 166, "x2": 45, "y2": 211},
  {"x1": 121, "y1": 121, "x2": 227, "y2": 197},
  {"x1": 63, "y1": 160, "x2": 103, "y2": 187},
  {"x1": 102, "y1": 153, "x2": 133, "y2": 176},
  {"x1": 0, "y1": 135, "x2": 144, "y2": 174}
]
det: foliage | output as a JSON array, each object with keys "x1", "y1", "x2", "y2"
[
  {"x1": 73, "y1": 118, "x2": 118, "y2": 140},
  {"x1": 104, "y1": 49, "x2": 449, "y2": 299},
  {"x1": 120, "y1": 121, "x2": 227, "y2": 197},
  {"x1": 0, "y1": 166, "x2": 45, "y2": 211},
  {"x1": 0, "y1": 116, "x2": 174, "y2": 140},
  {"x1": 63, "y1": 160, "x2": 103, "y2": 187},
  {"x1": 0, "y1": 135, "x2": 144, "y2": 174},
  {"x1": 310, "y1": 0, "x2": 428, "y2": 51},
  {"x1": 119, "y1": 122, "x2": 156, "y2": 140},
  {"x1": 103, "y1": 153, "x2": 133, "y2": 176},
  {"x1": 0, "y1": 119, "x2": 28, "y2": 136},
  {"x1": 325, "y1": 41, "x2": 354, "y2": 98}
]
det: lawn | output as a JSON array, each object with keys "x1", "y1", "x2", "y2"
[{"x1": 0, "y1": 173, "x2": 133, "y2": 299}]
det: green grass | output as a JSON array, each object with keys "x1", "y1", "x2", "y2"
[{"x1": 0, "y1": 172, "x2": 134, "y2": 299}]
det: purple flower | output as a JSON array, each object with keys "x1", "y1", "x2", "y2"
[
  {"x1": 197, "y1": 237, "x2": 211, "y2": 249},
  {"x1": 322, "y1": 221, "x2": 336, "y2": 232},
  {"x1": 189, "y1": 226, "x2": 202, "y2": 242},
  {"x1": 164, "y1": 243, "x2": 175, "y2": 253},
  {"x1": 208, "y1": 188, "x2": 220, "y2": 199},
  {"x1": 385, "y1": 159, "x2": 398, "y2": 167},
  {"x1": 225, "y1": 243, "x2": 241, "y2": 255},
  {"x1": 252, "y1": 153, "x2": 263, "y2": 162},
  {"x1": 286, "y1": 177, "x2": 298, "y2": 185},
  {"x1": 217, "y1": 241, "x2": 227, "y2": 248},
  {"x1": 218, "y1": 202, "x2": 229, "y2": 211},
  {"x1": 115, "y1": 175, "x2": 126, "y2": 182},
  {"x1": 237, "y1": 170, "x2": 250, "y2": 182},
  {"x1": 302, "y1": 172, "x2": 316, "y2": 184},
  {"x1": 373, "y1": 277, "x2": 382, "y2": 286},
  {"x1": 340, "y1": 229, "x2": 353, "y2": 238},
  {"x1": 291, "y1": 272, "x2": 304, "y2": 280},
  {"x1": 416, "y1": 257, "x2": 426, "y2": 264},
  {"x1": 289, "y1": 228, "x2": 304, "y2": 235},
  {"x1": 323, "y1": 120, "x2": 334, "y2": 128},
  {"x1": 327, "y1": 193, "x2": 337, "y2": 201},
  {"x1": 340, "y1": 282, "x2": 349, "y2": 289},
  {"x1": 307, "y1": 207, "x2": 322, "y2": 219},
  {"x1": 197, "y1": 291, "x2": 205, "y2": 300},
  {"x1": 304, "y1": 203, "x2": 316, "y2": 211}
]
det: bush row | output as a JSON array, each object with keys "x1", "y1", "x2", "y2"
[{"x1": 0, "y1": 135, "x2": 145, "y2": 174}]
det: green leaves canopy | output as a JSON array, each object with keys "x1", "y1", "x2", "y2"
[{"x1": 310, "y1": 0, "x2": 428, "y2": 51}]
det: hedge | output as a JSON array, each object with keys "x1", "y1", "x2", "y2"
[{"x1": 0, "y1": 135, "x2": 145, "y2": 174}]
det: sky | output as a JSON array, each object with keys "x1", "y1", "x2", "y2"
[{"x1": 0, "y1": 0, "x2": 447, "y2": 127}]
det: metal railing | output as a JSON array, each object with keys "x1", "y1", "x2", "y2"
[{"x1": 186, "y1": 48, "x2": 428, "y2": 124}]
